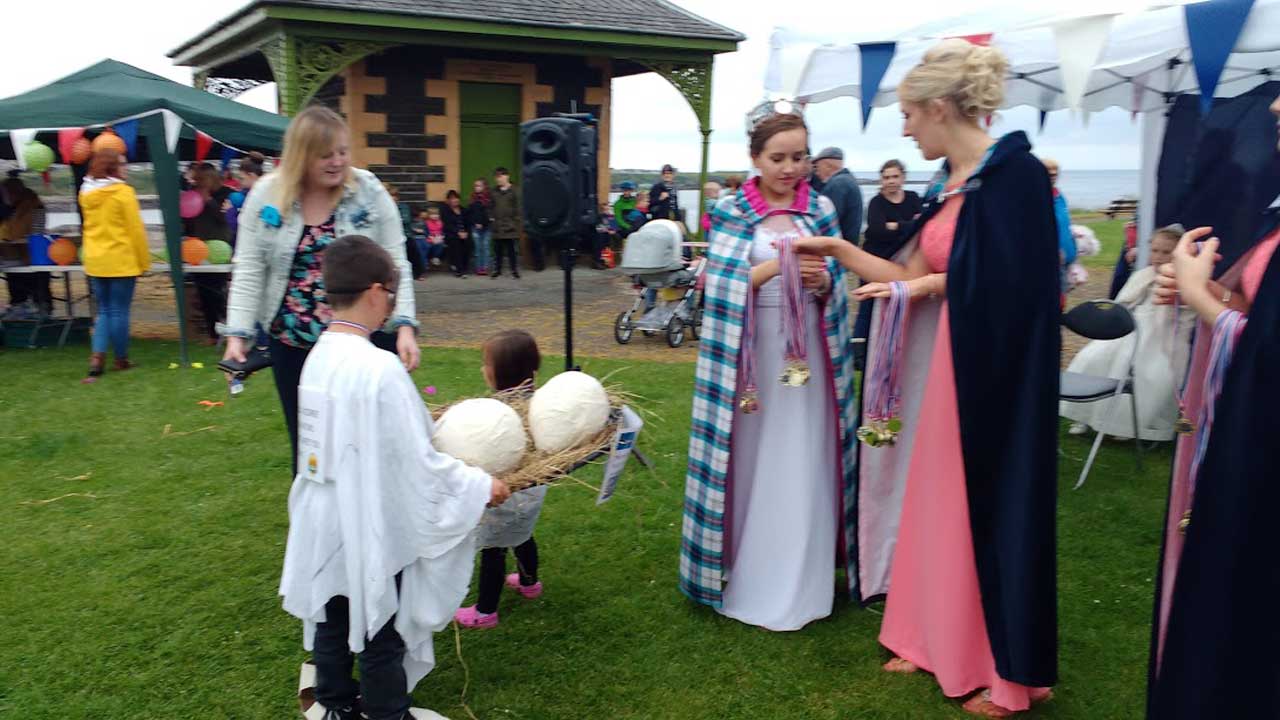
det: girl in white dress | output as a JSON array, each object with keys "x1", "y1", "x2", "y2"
[{"x1": 1062, "y1": 227, "x2": 1195, "y2": 441}]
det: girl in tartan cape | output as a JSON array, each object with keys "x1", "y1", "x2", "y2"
[{"x1": 680, "y1": 109, "x2": 859, "y2": 631}]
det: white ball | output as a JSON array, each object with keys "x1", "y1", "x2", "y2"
[
  {"x1": 433, "y1": 398, "x2": 527, "y2": 475},
  {"x1": 528, "y1": 371, "x2": 611, "y2": 453}
]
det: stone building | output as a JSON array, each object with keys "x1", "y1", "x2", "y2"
[{"x1": 170, "y1": 0, "x2": 742, "y2": 218}]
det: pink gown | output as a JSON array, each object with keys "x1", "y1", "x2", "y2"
[{"x1": 877, "y1": 193, "x2": 1049, "y2": 712}]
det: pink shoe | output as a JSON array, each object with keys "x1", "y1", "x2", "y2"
[
  {"x1": 506, "y1": 573, "x2": 543, "y2": 599},
  {"x1": 454, "y1": 605, "x2": 498, "y2": 628}
]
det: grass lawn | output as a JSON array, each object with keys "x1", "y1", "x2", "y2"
[{"x1": 0, "y1": 340, "x2": 1169, "y2": 719}]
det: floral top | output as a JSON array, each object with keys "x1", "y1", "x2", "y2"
[{"x1": 270, "y1": 215, "x2": 335, "y2": 348}]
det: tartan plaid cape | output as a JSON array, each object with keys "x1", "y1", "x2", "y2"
[{"x1": 680, "y1": 180, "x2": 859, "y2": 607}]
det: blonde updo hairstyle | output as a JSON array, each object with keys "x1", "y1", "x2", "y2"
[{"x1": 898, "y1": 39, "x2": 1008, "y2": 122}]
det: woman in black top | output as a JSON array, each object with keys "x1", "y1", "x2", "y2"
[
  {"x1": 862, "y1": 159, "x2": 922, "y2": 258},
  {"x1": 442, "y1": 189, "x2": 471, "y2": 278},
  {"x1": 853, "y1": 160, "x2": 923, "y2": 364}
]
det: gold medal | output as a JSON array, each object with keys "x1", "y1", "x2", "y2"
[
  {"x1": 857, "y1": 418, "x2": 901, "y2": 448},
  {"x1": 1177, "y1": 509, "x2": 1191, "y2": 535},
  {"x1": 779, "y1": 360, "x2": 811, "y2": 387},
  {"x1": 739, "y1": 389, "x2": 760, "y2": 414},
  {"x1": 1174, "y1": 412, "x2": 1194, "y2": 436}
]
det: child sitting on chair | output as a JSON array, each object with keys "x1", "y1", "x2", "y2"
[
  {"x1": 456, "y1": 329, "x2": 548, "y2": 629},
  {"x1": 1061, "y1": 225, "x2": 1196, "y2": 441},
  {"x1": 280, "y1": 235, "x2": 510, "y2": 720}
]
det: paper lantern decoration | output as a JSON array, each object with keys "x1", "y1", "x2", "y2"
[
  {"x1": 205, "y1": 239, "x2": 232, "y2": 265},
  {"x1": 69, "y1": 137, "x2": 93, "y2": 165},
  {"x1": 528, "y1": 371, "x2": 611, "y2": 453},
  {"x1": 48, "y1": 238, "x2": 78, "y2": 266},
  {"x1": 91, "y1": 129, "x2": 127, "y2": 156},
  {"x1": 227, "y1": 191, "x2": 246, "y2": 209},
  {"x1": 181, "y1": 237, "x2": 209, "y2": 266},
  {"x1": 179, "y1": 190, "x2": 204, "y2": 219},
  {"x1": 22, "y1": 142, "x2": 55, "y2": 172},
  {"x1": 434, "y1": 398, "x2": 528, "y2": 475}
]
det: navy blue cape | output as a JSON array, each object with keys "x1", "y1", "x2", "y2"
[
  {"x1": 1147, "y1": 214, "x2": 1280, "y2": 719},
  {"x1": 905, "y1": 131, "x2": 1062, "y2": 686}
]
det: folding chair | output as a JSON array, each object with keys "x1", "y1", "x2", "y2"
[{"x1": 1060, "y1": 299, "x2": 1143, "y2": 489}]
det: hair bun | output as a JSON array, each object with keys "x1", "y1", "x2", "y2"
[{"x1": 900, "y1": 39, "x2": 1008, "y2": 120}]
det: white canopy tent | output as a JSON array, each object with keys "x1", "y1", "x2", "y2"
[{"x1": 766, "y1": 0, "x2": 1280, "y2": 262}]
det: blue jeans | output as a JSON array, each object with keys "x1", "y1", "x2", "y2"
[
  {"x1": 90, "y1": 276, "x2": 136, "y2": 358},
  {"x1": 472, "y1": 227, "x2": 492, "y2": 272}
]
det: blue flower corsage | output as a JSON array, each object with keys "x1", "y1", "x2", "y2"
[
  {"x1": 349, "y1": 207, "x2": 372, "y2": 229},
  {"x1": 260, "y1": 205, "x2": 282, "y2": 228}
]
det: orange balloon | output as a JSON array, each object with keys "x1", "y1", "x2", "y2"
[
  {"x1": 48, "y1": 238, "x2": 78, "y2": 266},
  {"x1": 91, "y1": 130, "x2": 127, "y2": 156},
  {"x1": 181, "y1": 237, "x2": 209, "y2": 266},
  {"x1": 70, "y1": 137, "x2": 93, "y2": 164}
]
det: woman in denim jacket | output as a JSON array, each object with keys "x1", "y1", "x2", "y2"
[{"x1": 221, "y1": 106, "x2": 420, "y2": 470}]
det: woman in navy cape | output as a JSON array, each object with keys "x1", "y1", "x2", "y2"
[
  {"x1": 794, "y1": 40, "x2": 1059, "y2": 716},
  {"x1": 1145, "y1": 89, "x2": 1280, "y2": 720}
]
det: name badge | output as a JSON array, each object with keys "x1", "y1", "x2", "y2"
[{"x1": 297, "y1": 386, "x2": 333, "y2": 483}]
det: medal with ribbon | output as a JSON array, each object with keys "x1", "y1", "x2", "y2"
[{"x1": 858, "y1": 280, "x2": 912, "y2": 447}]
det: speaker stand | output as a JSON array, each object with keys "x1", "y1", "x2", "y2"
[{"x1": 559, "y1": 243, "x2": 580, "y2": 372}]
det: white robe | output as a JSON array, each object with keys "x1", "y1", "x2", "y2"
[
  {"x1": 279, "y1": 332, "x2": 492, "y2": 688},
  {"x1": 1060, "y1": 266, "x2": 1196, "y2": 441}
]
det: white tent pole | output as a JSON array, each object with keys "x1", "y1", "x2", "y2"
[{"x1": 1136, "y1": 106, "x2": 1168, "y2": 269}]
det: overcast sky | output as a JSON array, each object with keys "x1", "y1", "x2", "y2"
[{"x1": 1, "y1": 0, "x2": 1141, "y2": 172}]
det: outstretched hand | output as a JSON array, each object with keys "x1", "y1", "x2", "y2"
[{"x1": 788, "y1": 236, "x2": 841, "y2": 257}]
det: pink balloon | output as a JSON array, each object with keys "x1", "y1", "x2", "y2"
[{"x1": 179, "y1": 190, "x2": 204, "y2": 219}]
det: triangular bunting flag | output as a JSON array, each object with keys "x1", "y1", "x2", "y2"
[
  {"x1": 195, "y1": 131, "x2": 213, "y2": 161},
  {"x1": 161, "y1": 110, "x2": 183, "y2": 154},
  {"x1": 1186, "y1": 0, "x2": 1256, "y2": 115},
  {"x1": 1051, "y1": 15, "x2": 1116, "y2": 111},
  {"x1": 1038, "y1": 110, "x2": 1049, "y2": 133},
  {"x1": 57, "y1": 128, "x2": 86, "y2": 165},
  {"x1": 114, "y1": 119, "x2": 139, "y2": 161},
  {"x1": 858, "y1": 42, "x2": 896, "y2": 131}
]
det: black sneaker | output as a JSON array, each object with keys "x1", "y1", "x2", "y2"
[
  {"x1": 513, "y1": 272, "x2": 521, "y2": 279},
  {"x1": 319, "y1": 704, "x2": 360, "y2": 720}
]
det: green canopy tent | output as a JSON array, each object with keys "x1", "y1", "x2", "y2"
[{"x1": 0, "y1": 59, "x2": 289, "y2": 363}]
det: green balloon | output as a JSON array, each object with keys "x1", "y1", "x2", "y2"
[
  {"x1": 206, "y1": 239, "x2": 232, "y2": 265},
  {"x1": 22, "y1": 141, "x2": 54, "y2": 172}
]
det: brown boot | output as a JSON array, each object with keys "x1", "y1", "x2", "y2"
[
  {"x1": 114, "y1": 357, "x2": 134, "y2": 371},
  {"x1": 84, "y1": 352, "x2": 106, "y2": 383}
]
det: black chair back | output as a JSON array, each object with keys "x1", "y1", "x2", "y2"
[{"x1": 1061, "y1": 299, "x2": 1136, "y2": 340}]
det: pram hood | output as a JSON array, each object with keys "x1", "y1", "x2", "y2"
[{"x1": 618, "y1": 219, "x2": 686, "y2": 273}]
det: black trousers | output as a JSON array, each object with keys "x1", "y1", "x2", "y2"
[
  {"x1": 270, "y1": 332, "x2": 397, "y2": 474},
  {"x1": 193, "y1": 274, "x2": 228, "y2": 339},
  {"x1": 492, "y1": 238, "x2": 519, "y2": 275},
  {"x1": 313, "y1": 593, "x2": 410, "y2": 720},
  {"x1": 446, "y1": 237, "x2": 472, "y2": 275},
  {"x1": 6, "y1": 272, "x2": 51, "y2": 311},
  {"x1": 476, "y1": 537, "x2": 538, "y2": 614}
]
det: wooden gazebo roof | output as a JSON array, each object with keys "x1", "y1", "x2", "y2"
[{"x1": 169, "y1": 0, "x2": 742, "y2": 121}]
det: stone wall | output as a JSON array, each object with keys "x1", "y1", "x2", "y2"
[{"x1": 338, "y1": 46, "x2": 612, "y2": 213}]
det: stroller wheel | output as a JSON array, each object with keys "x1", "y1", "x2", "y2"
[
  {"x1": 666, "y1": 314, "x2": 686, "y2": 348},
  {"x1": 614, "y1": 311, "x2": 635, "y2": 345}
]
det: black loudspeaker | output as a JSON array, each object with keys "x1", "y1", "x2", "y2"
[{"x1": 520, "y1": 115, "x2": 598, "y2": 238}]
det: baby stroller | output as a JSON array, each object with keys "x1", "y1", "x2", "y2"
[{"x1": 613, "y1": 219, "x2": 704, "y2": 348}]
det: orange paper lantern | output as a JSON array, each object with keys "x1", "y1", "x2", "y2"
[
  {"x1": 70, "y1": 137, "x2": 93, "y2": 164},
  {"x1": 181, "y1": 237, "x2": 209, "y2": 266},
  {"x1": 91, "y1": 129, "x2": 127, "y2": 156},
  {"x1": 48, "y1": 238, "x2": 78, "y2": 266}
]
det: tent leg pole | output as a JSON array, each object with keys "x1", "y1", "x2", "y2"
[{"x1": 140, "y1": 113, "x2": 190, "y2": 366}]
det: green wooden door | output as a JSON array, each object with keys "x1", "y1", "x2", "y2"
[{"x1": 460, "y1": 83, "x2": 521, "y2": 193}]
